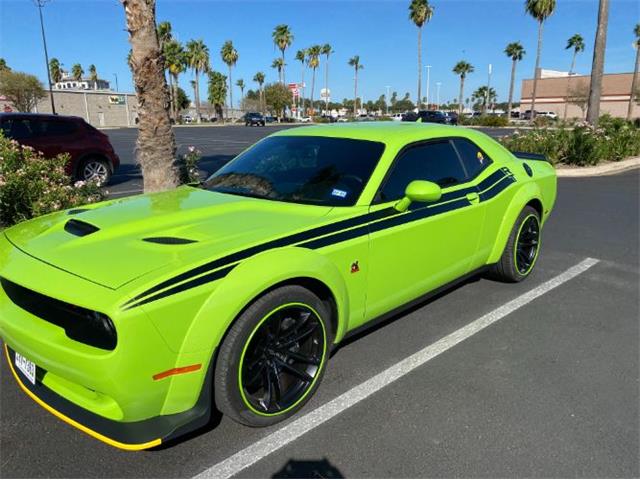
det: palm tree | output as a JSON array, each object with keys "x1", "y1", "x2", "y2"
[
  {"x1": 348, "y1": 55, "x2": 364, "y2": 116},
  {"x1": 272, "y1": 24, "x2": 293, "y2": 83},
  {"x1": 525, "y1": 0, "x2": 556, "y2": 120},
  {"x1": 472, "y1": 86, "x2": 497, "y2": 111},
  {"x1": 409, "y1": 0, "x2": 434, "y2": 109},
  {"x1": 271, "y1": 58, "x2": 285, "y2": 85},
  {"x1": 628, "y1": 24, "x2": 640, "y2": 120},
  {"x1": 253, "y1": 71, "x2": 266, "y2": 113},
  {"x1": 236, "y1": 78, "x2": 245, "y2": 110},
  {"x1": 48, "y1": 58, "x2": 62, "y2": 83},
  {"x1": 586, "y1": 0, "x2": 609, "y2": 125},
  {"x1": 295, "y1": 49, "x2": 307, "y2": 113},
  {"x1": 156, "y1": 21, "x2": 172, "y2": 48},
  {"x1": 186, "y1": 39, "x2": 210, "y2": 123},
  {"x1": 88, "y1": 64, "x2": 98, "y2": 89},
  {"x1": 307, "y1": 46, "x2": 322, "y2": 112},
  {"x1": 164, "y1": 39, "x2": 187, "y2": 121},
  {"x1": 321, "y1": 44, "x2": 333, "y2": 113},
  {"x1": 71, "y1": 63, "x2": 84, "y2": 81},
  {"x1": 221, "y1": 40, "x2": 238, "y2": 111},
  {"x1": 504, "y1": 42, "x2": 525, "y2": 120},
  {"x1": 121, "y1": 0, "x2": 177, "y2": 192},
  {"x1": 452, "y1": 60, "x2": 474, "y2": 115},
  {"x1": 563, "y1": 34, "x2": 585, "y2": 120}
]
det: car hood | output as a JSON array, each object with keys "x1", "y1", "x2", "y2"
[{"x1": 4, "y1": 187, "x2": 334, "y2": 289}]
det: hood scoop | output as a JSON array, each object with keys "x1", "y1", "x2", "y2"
[
  {"x1": 64, "y1": 219, "x2": 100, "y2": 237},
  {"x1": 142, "y1": 236, "x2": 198, "y2": 245}
]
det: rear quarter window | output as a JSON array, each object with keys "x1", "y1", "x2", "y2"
[{"x1": 451, "y1": 138, "x2": 492, "y2": 180}]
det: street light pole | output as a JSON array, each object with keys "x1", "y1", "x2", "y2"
[
  {"x1": 385, "y1": 85, "x2": 391, "y2": 115},
  {"x1": 35, "y1": 0, "x2": 55, "y2": 114},
  {"x1": 113, "y1": 73, "x2": 119, "y2": 92},
  {"x1": 436, "y1": 82, "x2": 441, "y2": 109},
  {"x1": 425, "y1": 65, "x2": 431, "y2": 109}
]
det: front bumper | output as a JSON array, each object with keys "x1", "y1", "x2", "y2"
[{"x1": 4, "y1": 344, "x2": 213, "y2": 450}]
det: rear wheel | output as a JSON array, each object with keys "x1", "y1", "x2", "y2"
[
  {"x1": 490, "y1": 206, "x2": 541, "y2": 282},
  {"x1": 215, "y1": 285, "x2": 331, "y2": 427}
]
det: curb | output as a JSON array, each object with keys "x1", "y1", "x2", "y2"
[{"x1": 555, "y1": 157, "x2": 640, "y2": 177}]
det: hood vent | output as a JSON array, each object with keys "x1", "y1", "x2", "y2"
[
  {"x1": 64, "y1": 219, "x2": 100, "y2": 237},
  {"x1": 67, "y1": 208, "x2": 90, "y2": 215},
  {"x1": 143, "y1": 236, "x2": 197, "y2": 245}
]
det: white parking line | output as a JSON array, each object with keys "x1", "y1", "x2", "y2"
[{"x1": 194, "y1": 257, "x2": 600, "y2": 479}]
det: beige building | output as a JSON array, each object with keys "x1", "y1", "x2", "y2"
[
  {"x1": 520, "y1": 72, "x2": 637, "y2": 119},
  {"x1": 1, "y1": 90, "x2": 139, "y2": 127}
]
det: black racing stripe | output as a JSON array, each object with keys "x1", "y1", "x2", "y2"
[
  {"x1": 479, "y1": 175, "x2": 516, "y2": 202},
  {"x1": 123, "y1": 265, "x2": 236, "y2": 310},
  {"x1": 123, "y1": 169, "x2": 512, "y2": 309},
  {"x1": 122, "y1": 207, "x2": 398, "y2": 307}
]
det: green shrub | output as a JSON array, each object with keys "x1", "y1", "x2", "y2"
[
  {"x1": 460, "y1": 115, "x2": 509, "y2": 127},
  {"x1": 177, "y1": 146, "x2": 202, "y2": 184},
  {"x1": 0, "y1": 135, "x2": 104, "y2": 227},
  {"x1": 499, "y1": 117, "x2": 640, "y2": 166}
]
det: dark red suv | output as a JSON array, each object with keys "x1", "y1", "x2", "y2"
[{"x1": 0, "y1": 113, "x2": 120, "y2": 186}]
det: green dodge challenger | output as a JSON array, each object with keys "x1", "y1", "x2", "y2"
[{"x1": 0, "y1": 123, "x2": 556, "y2": 449}]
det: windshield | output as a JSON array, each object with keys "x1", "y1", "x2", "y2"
[{"x1": 204, "y1": 136, "x2": 385, "y2": 206}]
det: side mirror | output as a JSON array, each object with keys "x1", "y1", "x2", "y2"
[{"x1": 394, "y1": 180, "x2": 442, "y2": 212}]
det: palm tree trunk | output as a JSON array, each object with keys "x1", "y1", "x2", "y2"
[
  {"x1": 507, "y1": 59, "x2": 516, "y2": 121},
  {"x1": 324, "y1": 57, "x2": 329, "y2": 114},
  {"x1": 310, "y1": 68, "x2": 316, "y2": 113},
  {"x1": 530, "y1": 20, "x2": 544, "y2": 121},
  {"x1": 301, "y1": 64, "x2": 306, "y2": 115},
  {"x1": 354, "y1": 68, "x2": 358, "y2": 116},
  {"x1": 563, "y1": 51, "x2": 578, "y2": 121},
  {"x1": 194, "y1": 69, "x2": 201, "y2": 123},
  {"x1": 627, "y1": 44, "x2": 640, "y2": 120},
  {"x1": 167, "y1": 73, "x2": 174, "y2": 120},
  {"x1": 281, "y1": 50, "x2": 286, "y2": 84},
  {"x1": 172, "y1": 74, "x2": 179, "y2": 121},
  {"x1": 417, "y1": 26, "x2": 422, "y2": 109},
  {"x1": 121, "y1": 0, "x2": 177, "y2": 192},
  {"x1": 458, "y1": 76, "x2": 465, "y2": 115},
  {"x1": 586, "y1": 0, "x2": 609, "y2": 126},
  {"x1": 228, "y1": 65, "x2": 233, "y2": 116}
]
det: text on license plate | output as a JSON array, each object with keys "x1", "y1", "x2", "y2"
[{"x1": 15, "y1": 352, "x2": 36, "y2": 385}]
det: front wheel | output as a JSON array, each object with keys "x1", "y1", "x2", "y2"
[
  {"x1": 214, "y1": 285, "x2": 332, "y2": 427},
  {"x1": 489, "y1": 206, "x2": 542, "y2": 282}
]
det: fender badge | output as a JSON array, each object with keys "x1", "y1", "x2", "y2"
[{"x1": 350, "y1": 261, "x2": 360, "y2": 274}]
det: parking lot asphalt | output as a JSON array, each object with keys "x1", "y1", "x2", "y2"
[
  {"x1": 104, "y1": 125, "x2": 516, "y2": 198},
  {"x1": 1, "y1": 145, "x2": 637, "y2": 478}
]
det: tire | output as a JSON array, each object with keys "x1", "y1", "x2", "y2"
[
  {"x1": 489, "y1": 206, "x2": 542, "y2": 283},
  {"x1": 215, "y1": 285, "x2": 332, "y2": 427},
  {"x1": 77, "y1": 157, "x2": 111, "y2": 186}
]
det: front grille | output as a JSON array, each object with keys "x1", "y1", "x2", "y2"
[{"x1": 0, "y1": 278, "x2": 117, "y2": 350}]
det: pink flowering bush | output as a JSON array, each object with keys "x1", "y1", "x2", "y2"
[
  {"x1": 0, "y1": 134, "x2": 104, "y2": 227},
  {"x1": 500, "y1": 116, "x2": 640, "y2": 166},
  {"x1": 178, "y1": 145, "x2": 202, "y2": 185}
]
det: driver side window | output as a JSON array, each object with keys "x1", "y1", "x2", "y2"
[{"x1": 378, "y1": 140, "x2": 467, "y2": 203}]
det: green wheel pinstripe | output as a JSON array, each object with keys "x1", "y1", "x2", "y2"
[
  {"x1": 237, "y1": 302, "x2": 328, "y2": 417},
  {"x1": 513, "y1": 213, "x2": 541, "y2": 276}
]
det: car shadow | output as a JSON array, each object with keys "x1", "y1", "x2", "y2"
[{"x1": 271, "y1": 458, "x2": 344, "y2": 478}]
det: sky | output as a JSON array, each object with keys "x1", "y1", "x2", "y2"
[{"x1": 0, "y1": 0, "x2": 638, "y2": 107}]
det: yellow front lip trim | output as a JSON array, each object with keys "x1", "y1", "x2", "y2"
[{"x1": 4, "y1": 344, "x2": 161, "y2": 451}]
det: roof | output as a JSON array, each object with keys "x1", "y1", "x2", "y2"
[
  {"x1": 272, "y1": 121, "x2": 466, "y2": 145},
  {"x1": 0, "y1": 112, "x2": 84, "y2": 121}
]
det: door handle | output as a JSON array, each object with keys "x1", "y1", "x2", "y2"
[{"x1": 466, "y1": 192, "x2": 480, "y2": 204}]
